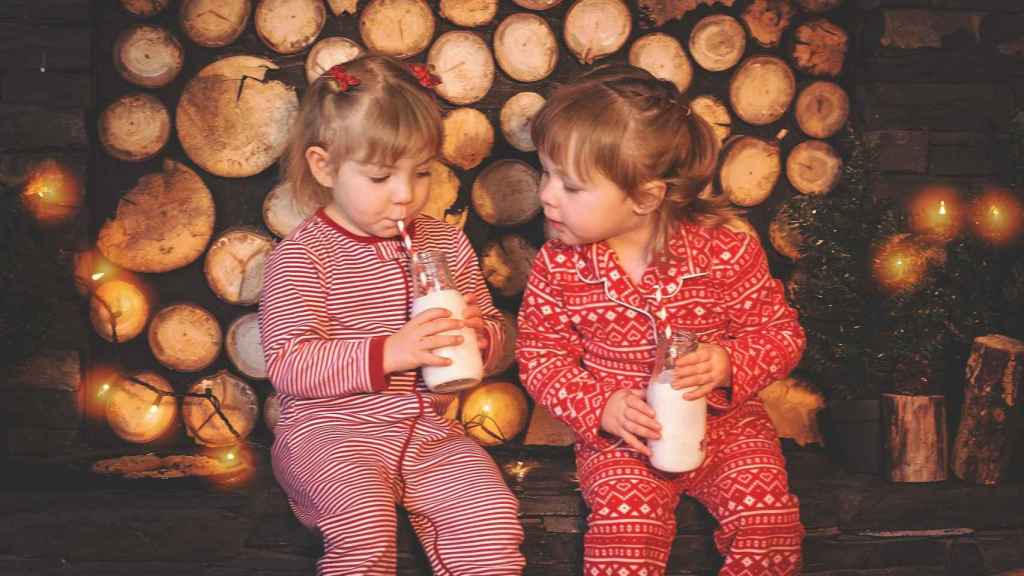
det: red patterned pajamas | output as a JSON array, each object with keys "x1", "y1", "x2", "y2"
[
  {"x1": 517, "y1": 223, "x2": 806, "y2": 575},
  {"x1": 261, "y1": 211, "x2": 524, "y2": 575}
]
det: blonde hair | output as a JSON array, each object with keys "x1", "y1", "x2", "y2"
[
  {"x1": 284, "y1": 54, "x2": 443, "y2": 211},
  {"x1": 531, "y1": 65, "x2": 740, "y2": 250}
]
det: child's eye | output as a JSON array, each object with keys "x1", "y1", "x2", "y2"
[
  {"x1": 369, "y1": 174, "x2": 390, "y2": 183},
  {"x1": 416, "y1": 170, "x2": 431, "y2": 178}
]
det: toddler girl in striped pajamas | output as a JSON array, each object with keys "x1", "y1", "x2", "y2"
[
  {"x1": 516, "y1": 65, "x2": 806, "y2": 575},
  {"x1": 259, "y1": 54, "x2": 524, "y2": 576}
]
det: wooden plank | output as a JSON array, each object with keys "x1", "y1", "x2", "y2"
[
  {"x1": 0, "y1": 0, "x2": 91, "y2": 23},
  {"x1": 859, "y1": 83, "x2": 1013, "y2": 131},
  {"x1": 0, "y1": 104, "x2": 86, "y2": 151},
  {"x1": 1, "y1": 70, "x2": 92, "y2": 108},
  {"x1": 929, "y1": 132, "x2": 995, "y2": 176},
  {"x1": 0, "y1": 23, "x2": 91, "y2": 71},
  {"x1": 7, "y1": 349, "x2": 81, "y2": 392},
  {"x1": 866, "y1": 130, "x2": 929, "y2": 173}
]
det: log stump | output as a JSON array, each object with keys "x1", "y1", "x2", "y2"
[
  {"x1": 629, "y1": 33, "x2": 693, "y2": 94},
  {"x1": 795, "y1": 80, "x2": 849, "y2": 139},
  {"x1": 226, "y1": 312, "x2": 268, "y2": 380},
  {"x1": 883, "y1": 393, "x2": 948, "y2": 483},
  {"x1": 792, "y1": 18, "x2": 847, "y2": 78},
  {"x1": 305, "y1": 37, "x2": 364, "y2": 84},
  {"x1": 690, "y1": 94, "x2": 731, "y2": 144},
  {"x1": 204, "y1": 227, "x2": 275, "y2": 306},
  {"x1": 797, "y1": 0, "x2": 841, "y2": 13},
  {"x1": 90, "y1": 280, "x2": 150, "y2": 343},
  {"x1": 148, "y1": 302, "x2": 223, "y2": 372},
  {"x1": 729, "y1": 55, "x2": 796, "y2": 126},
  {"x1": 255, "y1": 0, "x2": 326, "y2": 55},
  {"x1": 786, "y1": 139, "x2": 842, "y2": 196},
  {"x1": 106, "y1": 371, "x2": 178, "y2": 444},
  {"x1": 183, "y1": 371, "x2": 259, "y2": 446},
  {"x1": 743, "y1": 0, "x2": 795, "y2": 49},
  {"x1": 442, "y1": 107, "x2": 494, "y2": 170},
  {"x1": 121, "y1": 0, "x2": 171, "y2": 18},
  {"x1": 327, "y1": 0, "x2": 357, "y2": 15},
  {"x1": 98, "y1": 93, "x2": 171, "y2": 162},
  {"x1": 180, "y1": 0, "x2": 251, "y2": 48},
  {"x1": 472, "y1": 159, "x2": 541, "y2": 227},
  {"x1": 512, "y1": 0, "x2": 563, "y2": 9},
  {"x1": 563, "y1": 0, "x2": 631, "y2": 65},
  {"x1": 263, "y1": 181, "x2": 315, "y2": 237},
  {"x1": 360, "y1": 0, "x2": 435, "y2": 59},
  {"x1": 427, "y1": 31, "x2": 495, "y2": 106},
  {"x1": 481, "y1": 235, "x2": 538, "y2": 297},
  {"x1": 97, "y1": 159, "x2": 215, "y2": 273},
  {"x1": 689, "y1": 14, "x2": 746, "y2": 72},
  {"x1": 440, "y1": 0, "x2": 497, "y2": 27},
  {"x1": 500, "y1": 92, "x2": 545, "y2": 152},
  {"x1": 952, "y1": 334, "x2": 1024, "y2": 485},
  {"x1": 719, "y1": 133, "x2": 784, "y2": 207},
  {"x1": 114, "y1": 25, "x2": 184, "y2": 88},
  {"x1": 494, "y1": 13, "x2": 559, "y2": 83},
  {"x1": 422, "y1": 161, "x2": 467, "y2": 229}
]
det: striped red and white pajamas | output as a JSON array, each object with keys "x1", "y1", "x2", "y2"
[
  {"x1": 516, "y1": 222, "x2": 807, "y2": 575},
  {"x1": 260, "y1": 210, "x2": 525, "y2": 575}
]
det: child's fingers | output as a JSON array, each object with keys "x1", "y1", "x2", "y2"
[
  {"x1": 419, "y1": 352, "x2": 454, "y2": 367},
  {"x1": 476, "y1": 333, "x2": 489, "y2": 350},
  {"x1": 419, "y1": 318, "x2": 463, "y2": 336},
  {"x1": 411, "y1": 307, "x2": 452, "y2": 324},
  {"x1": 674, "y1": 349, "x2": 710, "y2": 367},
  {"x1": 421, "y1": 334, "x2": 463, "y2": 350},
  {"x1": 624, "y1": 409, "x2": 661, "y2": 438},
  {"x1": 674, "y1": 362, "x2": 711, "y2": 379},
  {"x1": 462, "y1": 316, "x2": 486, "y2": 330},
  {"x1": 620, "y1": 429, "x2": 652, "y2": 456},
  {"x1": 465, "y1": 292, "x2": 477, "y2": 305},
  {"x1": 625, "y1": 390, "x2": 657, "y2": 418},
  {"x1": 683, "y1": 383, "x2": 716, "y2": 400}
]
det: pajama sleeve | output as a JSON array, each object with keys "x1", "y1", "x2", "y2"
[
  {"x1": 516, "y1": 245, "x2": 623, "y2": 449},
  {"x1": 708, "y1": 229, "x2": 806, "y2": 411},
  {"x1": 259, "y1": 241, "x2": 388, "y2": 398},
  {"x1": 450, "y1": 229, "x2": 507, "y2": 375}
]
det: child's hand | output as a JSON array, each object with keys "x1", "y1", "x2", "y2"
[
  {"x1": 673, "y1": 343, "x2": 731, "y2": 400},
  {"x1": 383, "y1": 308, "x2": 464, "y2": 374},
  {"x1": 462, "y1": 292, "x2": 490, "y2": 352},
  {"x1": 600, "y1": 389, "x2": 661, "y2": 456}
]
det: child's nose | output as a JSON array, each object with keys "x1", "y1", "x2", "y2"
[
  {"x1": 392, "y1": 178, "x2": 414, "y2": 204},
  {"x1": 538, "y1": 180, "x2": 557, "y2": 208}
]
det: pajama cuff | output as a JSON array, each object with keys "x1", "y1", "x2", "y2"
[{"x1": 368, "y1": 335, "x2": 389, "y2": 392}]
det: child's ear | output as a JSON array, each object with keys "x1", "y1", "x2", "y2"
[
  {"x1": 305, "y1": 146, "x2": 336, "y2": 189},
  {"x1": 631, "y1": 180, "x2": 667, "y2": 215}
]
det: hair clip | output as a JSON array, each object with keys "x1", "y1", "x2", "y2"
[
  {"x1": 323, "y1": 64, "x2": 360, "y2": 91},
  {"x1": 407, "y1": 63, "x2": 442, "y2": 90}
]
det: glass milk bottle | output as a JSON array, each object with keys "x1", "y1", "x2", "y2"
[
  {"x1": 408, "y1": 250, "x2": 484, "y2": 393},
  {"x1": 646, "y1": 329, "x2": 707, "y2": 473}
]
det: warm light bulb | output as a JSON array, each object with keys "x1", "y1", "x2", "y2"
[
  {"x1": 91, "y1": 272, "x2": 105, "y2": 281},
  {"x1": 98, "y1": 383, "x2": 111, "y2": 397}
]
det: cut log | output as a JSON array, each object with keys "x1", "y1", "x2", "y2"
[
  {"x1": 563, "y1": 0, "x2": 631, "y2": 65},
  {"x1": 460, "y1": 379, "x2": 530, "y2": 446},
  {"x1": 114, "y1": 25, "x2": 184, "y2": 88},
  {"x1": 328, "y1": 0, "x2": 358, "y2": 15},
  {"x1": 226, "y1": 312, "x2": 268, "y2": 379},
  {"x1": 524, "y1": 404, "x2": 575, "y2": 446},
  {"x1": 106, "y1": 372, "x2": 177, "y2": 444},
  {"x1": 769, "y1": 202, "x2": 802, "y2": 260},
  {"x1": 305, "y1": 37, "x2": 364, "y2": 84},
  {"x1": 729, "y1": 55, "x2": 796, "y2": 126},
  {"x1": 97, "y1": 159, "x2": 215, "y2": 273},
  {"x1": 440, "y1": 0, "x2": 497, "y2": 27},
  {"x1": 264, "y1": 392, "x2": 280, "y2": 432},
  {"x1": 952, "y1": 334, "x2": 1024, "y2": 485},
  {"x1": 494, "y1": 13, "x2": 559, "y2": 83},
  {"x1": 719, "y1": 134, "x2": 782, "y2": 207},
  {"x1": 500, "y1": 91, "x2": 545, "y2": 152},
  {"x1": 89, "y1": 280, "x2": 150, "y2": 343},
  {"x1": 98, "y1": 92, "x2": 171, "y2": 162},
  {"x1": 442, "y1": 107, "x2": 494, "y2": 171},
  {"x1": 758, "y1": 377, "x2": 824, "y2": 446},
  {"x1": 180, "y1": 0, "x2": 251, "y2": 48},
  {"x1": 427, "y1": 31, "x2": 495, "y2": 106},
  {"x1": 513, "y1": 0, "x2": 563, "y2": 8},
  {"x1": 883, "y1": 393, "x2": 948, "y2": 483},
  {"x1": 183, "y1": 371, "x2": 259, "y2": 447},
  {"x1": 421, "y1": 160, "x2": 468, "y2": 229},
  {"x1": 263, "y1": 181, "x2": 316, "y2": 237},
  {"x1": 689, "y1": 14, "x2": 746, "y2": 72},
  {"x1": 121, "y1": 0, "x2": 171, "y2": 17},
  {"x1": 690, "y1": 94, "x2": 731, "y2": 145},
  {"x1": 359, "y1": 0, "x2": 435, "y2": 59},
  {"x1": 176, "y1": 55, "x2": 299, "y2": 178},
  {"x1": 638, "y1": 0, "x2": 736, "y2": 28},
  {"x1": 149, "y1": 303, "x2": 223, "y2": 372},
  {"x1": 791, "y1": 18, "x2": 848, "y2": 78},
  {"x1": 796, "y1": 0, "x2": 841, "y2": 13},
  {"x1": 472, "y1": 159, "x2": 541, "y2": 227},
  {"x1": 795, "y1": 80, "x2": 848, "y2": 139},
  {"x1": 629, "y1": 33, "x2": 693, "y2": 94},
  {"x1": 204, "y1": 227, "x2": 276, "y2": 306},
  {"x1": 255, "y1": 0, "x2": 326, "y2": 55},
  {"x1": 481, "y1": 234, "x2": 538, "y2": 297},
  {"x1": 486, "y1": 309, "x2": 518, "y2": 376},
  {"x1": 787, "y1": 139, "x2": 842, "y2": 196},
  {"x1": 742, "y1": 0, "x2": 795, "y2": 49}
]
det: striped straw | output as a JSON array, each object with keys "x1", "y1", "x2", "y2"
[{"x1": 395, "y1": 219, "x2": 414, "y2": 255}]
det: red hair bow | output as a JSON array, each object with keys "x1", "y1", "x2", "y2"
[
  {"x1": 408, "y1": 63, "x2": 441, "y2": 89},
  {"x1": 323, "y1": 64, "x2": 360, "y2": 91}
]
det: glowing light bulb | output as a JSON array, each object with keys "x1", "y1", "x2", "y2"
[
  {"x1": 97, "y1": 383, "x2": 111, "y2": 397},
  {"x1": 938, "y1": 200, "x2": 947, "y2": 216},
  {"x1": 91, "y1": 272, "x2": 105, "y2": 281}
]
